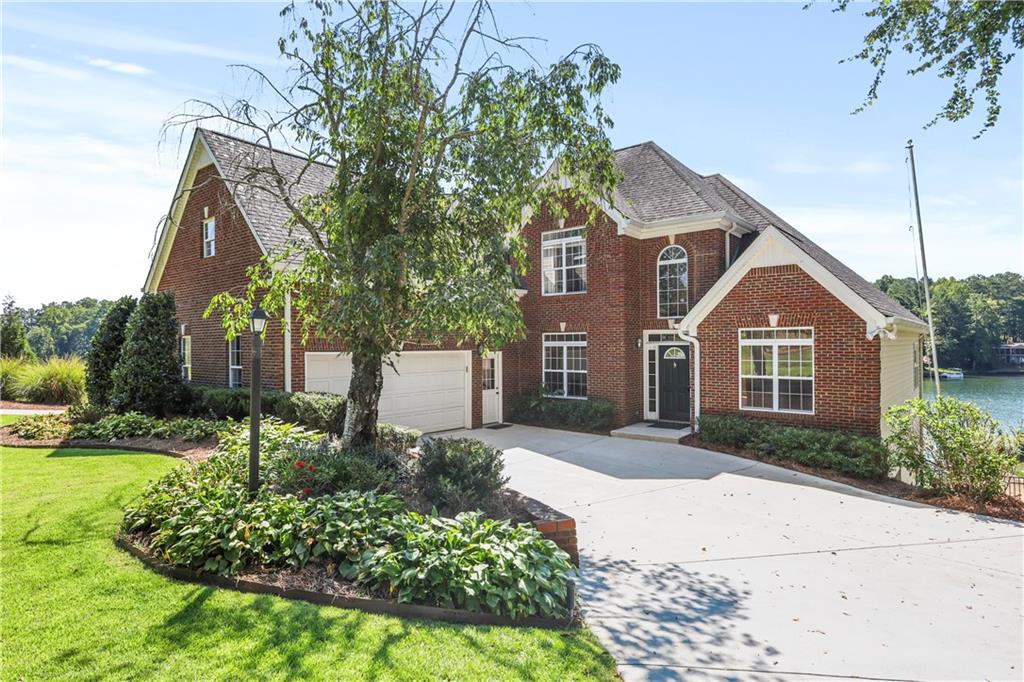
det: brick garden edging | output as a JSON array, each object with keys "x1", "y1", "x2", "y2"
[
  {"x1": 116, "y1": 535, "x2": 577, "y2": 629},
  {"x1": 507, "y1": 489, "x2": 579, "y2": 565}
]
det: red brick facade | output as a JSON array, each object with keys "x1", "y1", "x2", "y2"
[
  {"x1": 698, "y1": 265, "x2": 881, "y2": 435},
  {"x1": 155, "y1": 165, "x2": 885, "y2": 436}
]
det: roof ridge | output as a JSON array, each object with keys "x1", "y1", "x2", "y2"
[{"x1": 199, "y1": 127, "x2": 335, "y2": 170}]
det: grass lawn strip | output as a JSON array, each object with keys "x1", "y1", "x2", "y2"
[{"x1": 0, "y1": 445, "x2": 618, "y2": 681}]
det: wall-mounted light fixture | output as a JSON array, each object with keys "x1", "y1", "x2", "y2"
[{"x1": 635, "y1": 338, "x2": 643, "y2": 350}]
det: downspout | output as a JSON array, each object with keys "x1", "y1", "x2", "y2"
[
  {"x1": 283, "y1": 291, "x2": 293, "y2": 392},
  {"x1": 675, "y1": 327, "x2": 701, "y2": 433}
]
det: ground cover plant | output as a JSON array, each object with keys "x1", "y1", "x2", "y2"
[
  {"x1": 697, "y1": 414, "x2": 888, "y2": 479},
  {"x1": 884, "y1": 396, "x2": 1020, "y2": 501},
  {"x1": 6, "y1": 411, "x2": 226, "y2": 443},
  {"x1": 0, "y1": 444, "x2": 617, "y2": 680},
  {"x1": 123, "y1": 420, "x2": 574, "y2": 619}
]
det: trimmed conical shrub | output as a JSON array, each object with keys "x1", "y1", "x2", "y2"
[
  {"x1": 86, "y1": 295, "x2": 136, "y2": 406},
  {"x1": 110, "y1": 292, "x2": 183, "y2": 416}
]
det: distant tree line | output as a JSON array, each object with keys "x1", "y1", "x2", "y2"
[
  {"x1": 1, "y1": 295, "x2": 113, "y2": 360},
  {"x1": 876, "y1": 272, "x2": 1024, "y2": 371}
]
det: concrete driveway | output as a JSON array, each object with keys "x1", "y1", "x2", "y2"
[{"x1": 451, "y1": 425, "x2": 1024, "y2": 681}]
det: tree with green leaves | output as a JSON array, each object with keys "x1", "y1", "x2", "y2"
[
  {"x1": 185, "y1": 0, "x2": 620, "y2": 446},
  {"x1": 86, "y1": 295, "x2": 137, "y2": 406},
  {"x1": 110, "y1": 293, "x2": 183, "y2": 416},
  {"x1": 1, "y1": 296, "x2": 35, "y2": 360},
  {"x1": 834, "y1": 0, "x2": 1023, "y2": 135}
]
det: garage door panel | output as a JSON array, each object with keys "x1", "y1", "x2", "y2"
[{"x1": 305, "y1": 351, "x2": 469, "y2": 433}]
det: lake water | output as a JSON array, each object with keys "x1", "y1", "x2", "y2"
[{"x1": 924, "y1": 375, "x2": 1024, "y2": 429}]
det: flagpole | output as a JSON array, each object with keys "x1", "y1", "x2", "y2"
[{"x1": 906, "y1": 139, "x2": 941, "y2": 396}]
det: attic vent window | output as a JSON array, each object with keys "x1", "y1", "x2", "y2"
[{"x1": 202, "y1": 217, "x2": 216, "y2": 258}]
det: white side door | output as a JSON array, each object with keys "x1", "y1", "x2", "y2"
[{"x1": 481, "y1": 351, "x2": 502, "y2": 424}]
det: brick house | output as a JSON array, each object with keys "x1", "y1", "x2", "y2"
[{"x1": 145, "y1": 129, "x2": 925, "y2": 437}]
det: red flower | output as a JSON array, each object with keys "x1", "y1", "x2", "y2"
[
  {"x1": 308, "y1": 464, "x2": 316, "y2": 472},
  {"x1": 303, "y1": 488, "x2": 312, "y2": 496},
  {"x1": 295, "y1": 460, "x2": 305, "y2": 469}
]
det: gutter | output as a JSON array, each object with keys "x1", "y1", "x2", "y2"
[{"x1": 673, "y1": 325, "x2": 701, "y2": 433}]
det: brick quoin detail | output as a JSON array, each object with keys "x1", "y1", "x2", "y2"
[
  {"x1": 698, "y1": 264, "x2": 881, "y2": 436},
  {"x1": 156, "y1": 165, "x2": 286, "y2": 391}
]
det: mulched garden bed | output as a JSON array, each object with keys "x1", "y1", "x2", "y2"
[
  {"x1": 117, "y1": 533, "x2": 577, "y2": 629},
  {"x1": 683, "y1": 435, "x2": 1024, "y2": 523},
  {"x1": 0, "y1": 400, "x2": 67, "y2": 411},
  {"x1": 0, "y1": 427, "x2": 216, "y2": 463}
]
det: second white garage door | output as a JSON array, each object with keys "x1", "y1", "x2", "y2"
[{"x1": 304, "y1": 351, "x2": 471, "y2": 433}]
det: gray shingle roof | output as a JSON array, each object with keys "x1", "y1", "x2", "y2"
[
  {"x1": 199, "y1": 128, "x2": 333, "y2": 255},
  {"x1": 198, "y1": 130, "x2": 921, "y2": 325},
  {"x1": 612, "y1": 142, "x2": 922, "y2": 324}
]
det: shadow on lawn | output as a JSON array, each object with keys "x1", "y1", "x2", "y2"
[{"x1": 580, "y1": 554, "x2": 787, "y2": 682}]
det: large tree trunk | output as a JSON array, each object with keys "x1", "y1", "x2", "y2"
[{"x1": 343, "y1": 346, "x2": 384, "y2": 447}]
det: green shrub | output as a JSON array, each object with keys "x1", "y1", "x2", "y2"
[
  {"x1": 354, "y1": 511, "x2": 572, "y2": 618},
  {"x1": 271, "y1": 440, "x2": 402, "y2": 497},
  {"x1": 511, "y1": 387, "x2": 616, "y2": 431},
  {"x1": 7, "y1": 414, "x2": 71, "y2": 440},
  {"x1": 68, "y1": 412, "x2": 226, "y2": 442},
  {"x1": 376, "y1": 422, "x2": 421, "y2": 455},
  {"x1": 65, "y1": 401, "x2": 111, "y2": 425},
  {"x1": 86, "y1": 296, "x2": 136, "y2": 406},
  {"x1": 10, "y1": 357, "x2": 87, "y2": 404},
  {"x1": 122, "y1": 442, "x2": 572, "y2": 618},
  {"x1": 698, "y1": 414, "x2": 888, "y2": 479},
  {"x1": 416, "y1": 437, "x2": 508, "y2": 514},
  {"x1": 186, "y1": 385, "x2": 346, "y2": 434},
  {"x1": 288, "y1": 392, "x2": 347, "y2": 434},
  {"x1": 110, "y1": 292, "x2": 183, "y2": 416},
  {"x1": 884, "y1": 396, "x2": 1019, "y2": 501}
]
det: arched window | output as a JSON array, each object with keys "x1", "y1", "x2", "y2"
[{"x1": 657, "y1": 245, "x2": 688, "y2": 318}]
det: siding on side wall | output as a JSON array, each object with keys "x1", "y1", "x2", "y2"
[{"x1": 879, "y1": 332, "x2": 921, "y2": 436}]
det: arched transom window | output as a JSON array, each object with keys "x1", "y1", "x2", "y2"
[{"x1": 657, "y1": 245, "x2": 689, "y2": 318}]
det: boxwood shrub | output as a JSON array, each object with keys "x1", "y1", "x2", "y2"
[
  {"x1": 511, "y1": 387, "x2": 616, "y2": 431},
  {"x1": 698, "y1": 414, "x2": 888, "y2": 479},
  {"x1": 187, "y1": 385, "x2": 348, "y2": 435},
  {"x1": 416, "y1": 437, "x2": 508, "y2": 515}
]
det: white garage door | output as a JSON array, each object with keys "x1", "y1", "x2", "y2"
[{"x1": 304, "y1": 351, "x2": 471, "y2": 433}]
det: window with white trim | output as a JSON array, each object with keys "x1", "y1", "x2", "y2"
[
  {"x1": 912, "y1": 341, "x2": 921, "y2": 391},
  {"x1": 482, "y1": 357, "x2": 496, "y2": 390},
  {"x1": 657, "y1": 245, "x2": 688, "y2": 318},
  {"x1": 543, "y1": 333, "x2": 587, "y2": 398},
  {"x1": 202, "y1": 217, "x2": 216, "y2": 258},
  {"x1": 541, "y1": 228, "x2": 586, "y2": 295},
  {"x1": 180, "y1": 335, "x2": 192, "y2": 381},
  {"x1": 228, "y1": 337, "x2": 243, "y2": 387},
  {"x1": 739, "y1": 328, "x2": 813, "y2": 413}
]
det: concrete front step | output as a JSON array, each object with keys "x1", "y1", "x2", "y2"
[{"x1": 609, "y1": 422, "x2": 691, "y2": 444}]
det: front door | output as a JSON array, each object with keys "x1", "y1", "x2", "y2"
[
  {"x1": 482, "y1": 352, "x2": 502, "y2": 424},
  {"x1": 658, "y1": 345, "x2": 690, "y2": 423}
]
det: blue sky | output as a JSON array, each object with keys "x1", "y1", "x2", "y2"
[{"x1": 2, "y1": 1, "x2": 1021, "y2": 307}]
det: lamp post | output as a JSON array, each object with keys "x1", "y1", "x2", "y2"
[{"x1": 248, "y1": 307, "x2": 269, "y2": 496}]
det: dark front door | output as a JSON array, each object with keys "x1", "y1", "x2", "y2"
[{"x1": 658, "y1": 345, "x2": 690, "y2": 423}]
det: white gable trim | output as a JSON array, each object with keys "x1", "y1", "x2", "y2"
[
  {"x1": 143, "y1": 130, "x2": 268, "y2": 293},
  {"x1": 520, "y1": 158, "x2": 632, "y2": 234},
  {"x1": 675, "y1": 225, "x2": 892, "y2": 339}
]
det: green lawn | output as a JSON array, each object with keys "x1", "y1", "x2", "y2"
[
  {"x1": 0, "y1": 446, "x2": 617, "y2": 681},
  {"x1": 0, "y1": 414, "x2": 22, "y2": 427}
]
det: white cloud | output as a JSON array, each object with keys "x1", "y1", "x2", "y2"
[
  {"x1": 771, "y1": 157, "x2": 890, "y2": 176},
  {"x1": 5, "y1": 13, "x2": 278, "y2": 66},
  {"x1": 82, "y1": 57, "x2": 152, "y2": 76},
  {"x1": 2, "y1": 54, "x2": 87, "y2": 81}
]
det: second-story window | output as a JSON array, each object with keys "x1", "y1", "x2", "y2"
[
  {"x1": 541, "y1": 227, "x2": 586, "y2": 295},
  {"x1": 657, "y1": 245, "x2": 688, "y2": 318},
  {"x1": 202, "y1": 217, "x2": 216, "y2": 258}
]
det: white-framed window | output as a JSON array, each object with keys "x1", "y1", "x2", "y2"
[
  {"x1": 180, "y1": 335, "x2": 192, "y2": 381},
  {"x1": 912, "y1": 340, "x2": 922, "y2": 391},
  {"x1": 228, "y1": 337, "x2": 243, "y2": 387},
  {"x1": 541, "y1": 227, "x2": 586, "y2": 295},
  {"x1": 657, "y1": 245, "x2": 688, "y2": 318},
  {"x1": 542, "y1": 332, "x2": 587, "y2": 399},
  {"x1": 739, "y1": 328, "x2": 813, "y2": 413},
  {"x1": 482, "y1": 357, "x2": 496, "y2": 390},
  {"x1": 202, "y1": 217, "x2": 216, "y2": 258}
]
